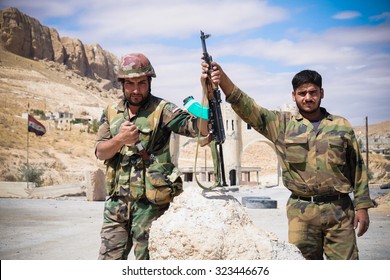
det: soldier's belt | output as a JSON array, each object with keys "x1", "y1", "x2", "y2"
[{"x1": 290, "y1": 193, "x2": 349, "y2": 203}]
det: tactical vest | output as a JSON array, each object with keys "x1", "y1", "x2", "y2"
[{"x1": 104, "y1": 98, "x2": 183, "y2": 204}]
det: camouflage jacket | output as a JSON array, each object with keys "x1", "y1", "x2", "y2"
[
  {"x1": 227, "y1": 86, "x2": 373, "y2": 210},
  {"x1": 96, "y1": 94, "x2": 200, "y2": 197}
]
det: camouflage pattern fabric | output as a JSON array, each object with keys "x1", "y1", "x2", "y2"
[
  {"x1": 145, "y1": 162, "x2": 183, "y2": 205},
  {"x1": 226, "y1": 86, "x2": 373, "y2": 210},
  {"x1": 287, "y1": 196, "x2": 358, "y2": 259},
  {"x1": 96, "y1": 95, "x2": 199, "y2": 197},
  {"x1": 96, "y1": 94, "x2": 200, "y2": 260},
  {"x1": 226, "y1": 86, "x2": 373, "y2": 259},
  {"x1": 98, "y1": 196, "x2": 168, "y2": 260},
  {"x1": 116, "y1": 53, "x2": 156, "y2": 80}
]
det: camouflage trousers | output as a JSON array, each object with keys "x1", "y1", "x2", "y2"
[
  {"x1": 98, "y1": 196, "x2": 169, "y2": 260},
  {"x1": 287, "y1": 195, "x2": 358, "y2": 260}
]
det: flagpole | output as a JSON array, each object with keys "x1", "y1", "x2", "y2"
[
  {"x1": 366, "y1": 116, "x2": 369, "y2": 183},
  {"x1": 27, "y1": 102, "x2": 29, "y2": 188}
]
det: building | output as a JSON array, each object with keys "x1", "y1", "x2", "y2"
[
  {"x1": 45, "y1": 111, "x2": 74, "y2": 131},
  {"x1": 172, "y1": 103, "x2": 293, "y2": 186}
]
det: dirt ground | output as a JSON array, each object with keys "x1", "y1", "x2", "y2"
[{"x1": 0, "y1": 182, "x2": 389, "y2": 260}]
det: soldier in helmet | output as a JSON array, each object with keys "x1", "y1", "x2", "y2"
[
  {"x1": 95, "y1": 53, "x2": 209, "y2": 260},
  {"x1": 202, "y1": 61, "x2": 373, "y2": 260}
]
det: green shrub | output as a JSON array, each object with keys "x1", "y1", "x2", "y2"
[
  {"x1": 18, "y1": 163, "x2": 44, "y2": 187},
  {"x1": 31, "y1": 109, "x2": 47, "y2": 120},
  {"x1": 90, "y1": 119, "x2": 99, "y2": 133}
]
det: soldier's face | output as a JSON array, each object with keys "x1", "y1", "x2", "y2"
[
  {"x1": 123, "y1": 76, "x2": 150, "y2": 106},
  {"x1": 292, "y1": 83, "x2": 323, "y2": 115}
]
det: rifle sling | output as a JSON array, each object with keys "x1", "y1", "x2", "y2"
[{"x1": 193, "y1": 80, "x2": 223, "y2": 190}]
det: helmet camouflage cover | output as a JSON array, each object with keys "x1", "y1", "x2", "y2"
[{"x1": 116, "y1": 53, "x2": 156, "y2": 81}]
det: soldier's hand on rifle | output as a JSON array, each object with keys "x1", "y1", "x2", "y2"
[
  {"x1": 201, "y1": 61, "x2": 235, "y2": 98},
  {"x1": 201, "y1": 61, "x2": 221, "y2": 86},
  {"x1": 201, "y1": 61, "x2": 221, "y2": 101}
]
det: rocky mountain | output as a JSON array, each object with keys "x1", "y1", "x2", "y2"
[{"x1": 0, "y1": 7, "x2": 119, "y2": 88}]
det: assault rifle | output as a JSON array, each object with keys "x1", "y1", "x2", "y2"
[{"x1": 199, "y1": 30, "x2": 227, "y2": 188}]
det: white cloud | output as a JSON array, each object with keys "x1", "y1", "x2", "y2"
[
  {"x1": 321, "y1": 24, "x2": 390, "y2": 45},
  {"x1": 73, "y1": 0, "x2": 288, "y2": 43},
  {"x1": 369, "y1": 12, "x2": 390, "y2": 22},
  {"x1": 0, "y1": 0, "x2": 86, "y2": 18},
  {"x1": 211, "y1": 25, "x2": 389, "y2": 68},
  {"x1": 219, "y1": 37, "x2": 362, "y2": 66},
  {"x1": 332, "y1": 11, "x2": 361, "y2": 20}
]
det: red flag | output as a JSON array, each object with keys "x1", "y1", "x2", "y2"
[{"x1": 28, "y1": 114, "x2": 46, "y2": 136}]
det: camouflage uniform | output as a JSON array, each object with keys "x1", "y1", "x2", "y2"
[
  {"x1": 227, "y1": 86, "x2": 373, "y2": 259},
  {"x1": 96, "y1": 95, "x2": 200, "y2": 260}
]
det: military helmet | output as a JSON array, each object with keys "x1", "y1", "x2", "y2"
[{"x1": 116, "y1": 53, "x2": 156, "y2": 81}]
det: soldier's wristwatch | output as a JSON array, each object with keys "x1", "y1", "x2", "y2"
[{"x1": 135, "y1": 142, "x2": 149, "y2": 161}]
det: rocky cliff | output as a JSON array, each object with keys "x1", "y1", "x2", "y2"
[{"x1": 0, "y1": 7, "x2": 118, "y2": 87}]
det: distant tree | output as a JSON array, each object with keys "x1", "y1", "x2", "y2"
[
  {"x1": 368, "y1": 170, "x2": 374, "y2": 181},
  {"x1": 18, "y1": 163, "x2": 44, "y2": 187},
  {"x1": 358, "y1": 138, "x2": 364, "y2": 151},
  {"x1": 90, "y1": 119, "x2": 99, "y2": 133},
  {"x1": 31, "y1": 109, "x2": 47, "y2": 120}
]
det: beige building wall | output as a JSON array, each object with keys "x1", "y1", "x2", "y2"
[{"x1": 172, "y1": 103, "x2": 285, "y2": 185}]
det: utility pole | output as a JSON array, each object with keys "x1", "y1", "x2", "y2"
[
  {"x1": 365, "y1": 116, "x2": 369, "y2": 182},
  {"x1": 205, "y1": 149, "x2": 207, "y2": 181},
  {"x1": 26, "y1": 102, "x2": 30, "y2": 188}
]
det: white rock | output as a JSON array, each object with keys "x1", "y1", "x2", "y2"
[{"x1": 149, "y1": 186, "x2": 304, "y2": 260}]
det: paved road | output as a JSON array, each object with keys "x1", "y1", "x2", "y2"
[
  {"x1": 0, "y1": 197, "x2": 103, "y2": 259},
  {"x1": 0, "y1": 185, "x2": 389, "y2": 260}
]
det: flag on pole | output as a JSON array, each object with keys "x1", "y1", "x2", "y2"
[{"x1": 28, "y1": 114, "x2": 46, "y2": 136}]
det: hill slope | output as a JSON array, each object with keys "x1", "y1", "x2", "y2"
[{"x1": 0, "y1": 46, "x2": 116, "y2": 185}]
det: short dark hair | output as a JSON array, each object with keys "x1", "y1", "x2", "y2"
[{"x1": 292, "y1": 70, "x2": 322, "y2": 91}]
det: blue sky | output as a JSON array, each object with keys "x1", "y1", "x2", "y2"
[{"x1": 1, "y1": 0, "x2": 390, "y2": 126}]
